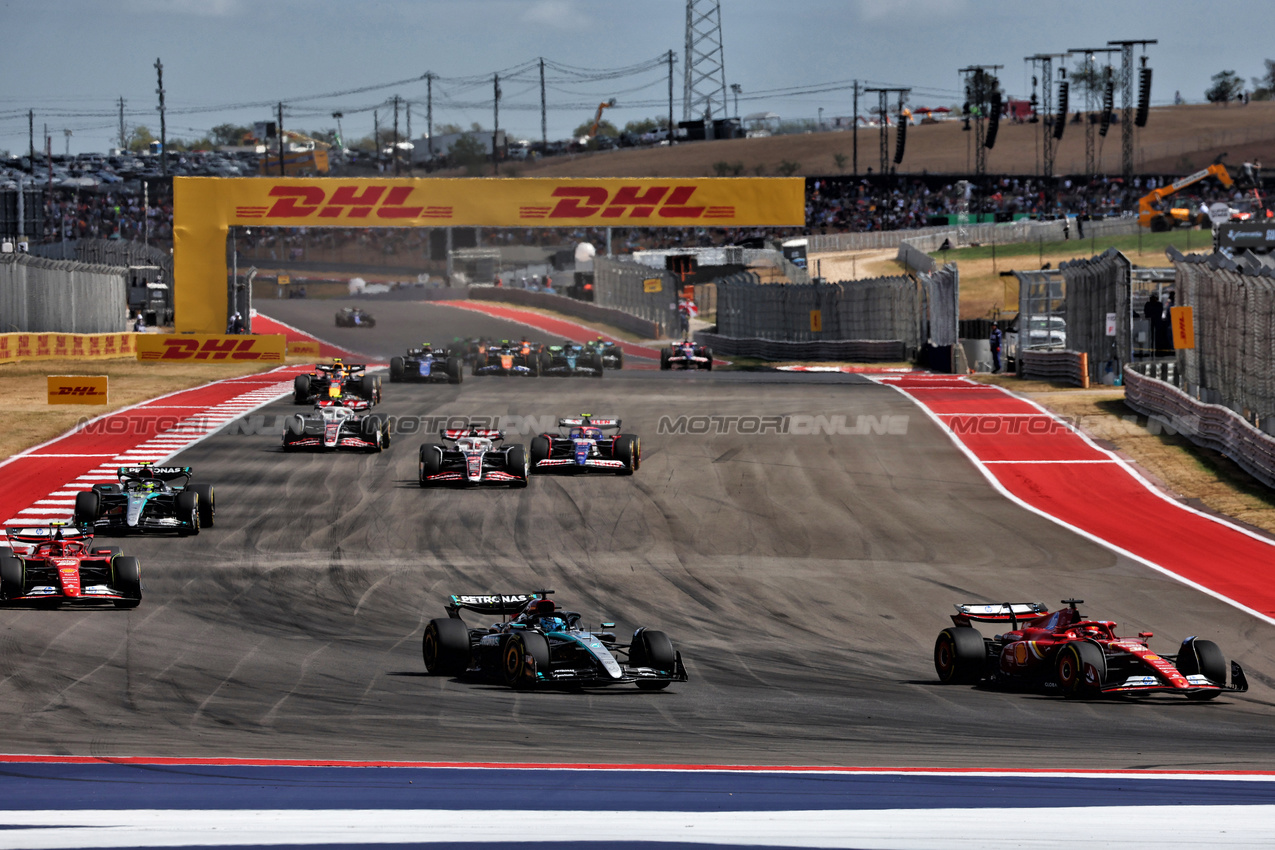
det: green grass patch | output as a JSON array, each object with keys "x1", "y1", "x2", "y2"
[{"x1": 930, "y1": 229, "x2": 1213, "y2": 263}]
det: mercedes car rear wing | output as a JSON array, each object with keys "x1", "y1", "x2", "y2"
[
  {"x1": 117, "y1": 465, "x2": 192, "y2": 483},
  {"x1": 445, "y1": 591, "x2": 549, "y2": 619},
  {"x1": 951, "y1": 602, "x2": 1049, "y2": 628}
]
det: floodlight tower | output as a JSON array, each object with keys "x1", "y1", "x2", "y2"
[
  {"x1": 864, "y1": 87, "x2": 910, "y2": 174},
  {"x1": 1108, "y1": 39, "x2": 1157, "y2": 181},
  {"x1": 1025, "y1": 53, "x2": 1070, "y2": 179},
  {"x1": 1069, "y1": 47, "x2": 1121, "y2": 174},
  {"x1": 958, "y1": 65, "x2": 1001, "y2": 180},
  {"x1": 683, "y1": 0, "x2": 728, "y2": 123}
]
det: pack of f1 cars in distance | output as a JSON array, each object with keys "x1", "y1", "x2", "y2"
[
  {"x1": 530, "y1": 415, "x2": 640, "y2": 474},
  {"x1": 540, "y1": 342, "x2": 604, "y2": 377},
  {"x1": 1, "y1": 524, "x2": 141, "y2": 608},
  {"x1": 660, "y1": 339, "x2": 712, "y2": 370},
  {"x1": 934, "y1": 599, "x2": 1248, "y2": 699},
  {"x1": 73, "y1": 464, "x2": 214, "y2": 536},
  {"x1": 472, "y1": 340, "x2": 544, "y2": 377},
  {"x1": 389, "y1": 343, "x2": 463, "y2": 384},
  {"x1": 421, "y1": 590, "x2": 688, "y2": 689},
  {"x1": 294, "y1": 359, "x2": 381, "y2": 405},
  {"x1": 335, "y1": 307, "x2": 375, "y2": 327},
  {"x1": 585, "y1": 337, "x2": 624, "y2": 369},
  {"x1": 418, "y1": 427, "x2": 528, "y2": 487},
  {"x1": 283, "y1": 396, "x2": 390, "y2": 452}
]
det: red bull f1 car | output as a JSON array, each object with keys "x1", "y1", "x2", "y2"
[
  {"x1": 73, "y1": 464, "x2": 214, "y2": 536},
  {"x1": 283, "y1": 397, "x2": 390, "y2": 452},
  {"x1": 421, "y1": 590, "x2": 688, "y2": 689},
  {"x1": 418, "y1": 427, "x2": 529, "y2": 487},
  {"x1": 294, "y1": 359, "x2": 382, "y2": 405},
  {"x1": 1, "y1": 525, "x2": 141, "y2": 608},
  {"x1": 934, "y1": 599, "x2": 1248, "y2": 699},
  {"x1": 388, "y1": 344, "x2": 463, "y2": 384},
  {"x1": 530, "y1": 415, "x2": 640, "y2": 475},
  {"x1": 660, "y1": 340, "x2": 713, "y2": 371}
]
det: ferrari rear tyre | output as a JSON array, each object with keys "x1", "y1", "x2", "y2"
[
  {"x1": 422, "y1": 618, "x2": 471, "y2": 675},
  {"x1": 175, "y1": 491, "x2": 200, "y2": 537},
  {"x1": 1056, "y1": 641, "x2": 1105, "y2": 697},
  {"x1": 934, "y1": 627, "x2": 986, "y2": 685},
  {"x1": 633, "y1": 629, "x2": 676, "y2": 690},
  {"x1": 112, "y1": 555, "x2": 142, "y2": 608},
  {"x1": 419, "y1": 443, "x2": 444, "y2": 486},
  {"x1": 1177, "y1": 637, "x2": 1226, "y2": 698},
  {"x1": 507, "y1": 444, "x2": 529, "y2": 488},
  {"x1": 74, "y1": 490, "x2": 100, "y2": 527},
  {"x1": 389, "y1": 357, "x2": 405, "y2": 383},
  {"x1": 293, "y1": 374, "x2": 311, "y2": 404},
  {"x1": 190, "y1": 484, "x2": 215, "y2": 528},
  {"x1": 501, "y1": 631, "x2": 549, "y2": 688},
  {"x1": 0, "y1": 549, "x2": 24, "y2": 600},
  {"x1": 614, "y1": 435, "x2": 639, "y2": 475}
]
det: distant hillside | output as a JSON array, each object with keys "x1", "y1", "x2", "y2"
[{"x1": 479, "y1": 102, "x2": 1275, "y2": 179}]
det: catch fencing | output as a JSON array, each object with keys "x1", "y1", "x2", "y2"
[
  {"x1": 808, "y1": 216, "x2": 1141, "y2": 254},
  {"x1": 714, "y1": 271, "x2": 922, "y2": 354},
  {"x1": 0, "y1": 253, "x2": 128, "y2": 333},
  {"x1": 1171, "y1": 249, "x2": 1275, "y2": 431},
  {"x1": 1058, "y1": 248, "x2": 1132, "y2": 383},
  {"x1": 30, "y1": 238, "x2": 172, "y2": 281},
  {"x1": 919, "y1": 263, "x2": 959, "y2": 347},
  {"x1": 593, "y1": 257, "x2": 679, "y2": 337}
]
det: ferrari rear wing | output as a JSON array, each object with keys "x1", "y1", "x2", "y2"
[
  {"x1": 446, "y1": 591, "x2": 547, "y2": 618},
  {"x1": 951, "y1": 602, "x2": 1049, "y2": 628}
]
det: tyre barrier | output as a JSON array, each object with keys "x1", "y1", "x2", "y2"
[
  {"x1": 692, "y1": 332, "x2": 906, "y2": 362},
  {"x1": 1124, "y1": 366, "x2": 1275, "y2": 489},
  {"x1": 467, "y1": 286, "x2": 660, "y2": 339},
  {"x1": 1020, "y1": 350, "x2": 1089, "y2": 387}
]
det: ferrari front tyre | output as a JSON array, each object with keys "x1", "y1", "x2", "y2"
[
  {"x1": 74, "y1": 490, "x2": 100, "y2": 527},
  {"x1": 1177, "y1": 637, "x2": 1227, "y2": 699},
  {"x1": 0, "y1": 549, "x2": 25, "y2": 600},
  {"x1": 112, "y1": 555, "x2": 142, "y2": 608},
  {"x1": 422, "y1": 618, "x2": 471, "y2": 675},
  {"x1": 419, "y1": 443, "x2": 444, "y2": 486},
  {"x1": 633, "y1": 629, "x2": 676, "y2": 690},
  {"x1": 501, "y1": 631, "x2": 550, "y2": 688},
  {"x1": 934, "y1": 627, "x2": 986, "y2": 685},
  {"x1": 190, "y1": 484, "x2": 215, "y2": 528},
  {"x1": 293, "y1": 374, "x2": 311, "y2": 404},
  {"x1": 530, "y1": 436, "x2": 551, "y2": 466},
  {"x1": 447, "y1": 356, "x2": 463, "y2": 384},
  {"x1": 1056, "y1": 641, "x2": 1105, "y2": 698},
  {"x1": 389, "y1": 356, "x2": 405, "y2": 383},
  {"x1": 507, "y1": 444, "x2": 530, "y2": 487},
  {"x1": 175, "y1": 491, "x2": 200, "y2": 536},
  {"x1": 614, "y1": 435, "x2": 639, "y2": 475}
]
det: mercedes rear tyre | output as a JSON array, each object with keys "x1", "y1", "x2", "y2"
[
  {"x1": 74, "y1": 490, "x2": 101, "y2": 528},
  {"x1": 1056, "y1": 641, "x2": 1105, "y2": 698},
  {"x1": 175, "y1": 490, "x2": 200, "y2": 537},
  {"x1": 501, "y1": 631, "x2": 550, "y2": 688},
  {"x1": 934, "y1": 627, "x2": 986, "y2": 685},
  {"x1": 422, "y1": 618, "x2": 471, "y2": 675},
  {"x1": 189, "y1": 484, "x2": 215, "y2": 528}
]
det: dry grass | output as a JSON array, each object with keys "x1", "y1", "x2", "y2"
[
  {"x1": 0, "y1": 358, "x2": 280, "y2": 461},
  {"x1": 973, "y1": 379, "x2": 1275, "y2": 537}
]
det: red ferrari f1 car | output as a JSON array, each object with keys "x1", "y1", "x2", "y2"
[
  {"x1": 934, "y1": 599, "x2": 1247, "y2": 699},
  {"x1": 0, "y1": 525, "x2": 142, "y2": 608}
]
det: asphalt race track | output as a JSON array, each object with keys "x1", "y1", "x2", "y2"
[{"x1": 2, "y1": 296, "x2": 1274, "y2": 769}]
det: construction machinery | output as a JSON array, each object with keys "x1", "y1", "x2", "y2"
[
  {"x1": 1137, "y1": 161, "x2": 1256, "y2": 231},
  {"x1": 256, "y1": 129, "x2": 332, "y2": 175},
  {"x1": 588, "y1": 99, "x2": 617, "y2": 137}
]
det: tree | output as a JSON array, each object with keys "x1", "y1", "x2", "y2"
[
  {"x1": 833, "y1": 152, "x2": 848, "y2": 173},
  {"x1": 572, "y1": 119, "x2": 618, "y2": 139},
  {"x1": 210, "y1": 123, "x2": 251, "y2": 146},
  {"x1": 623, "y1": 116, "x2": 669, "y2": 134},
  {"x1": 1069, "y1": 60, "x2": 1105, "y2": 100},
  {"x1": 448, "y1": 134, "x2": 488, "y2": 176},
  {"x1": 1251, "y1": 59, "x2": 1275, "y2": 100},
  {"x1": 127, "y1": 125, "x2": 156, "y2": 153},
  {"x1": 1206, "y1": 70, "x2": 1244, "y2": 104},
  {"x1": 435, "y1": 123, "x2": 464, "y2": 135}
]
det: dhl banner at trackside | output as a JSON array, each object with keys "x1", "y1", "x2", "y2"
[
  {"x1": 136, "y1": 334, "x2": 287, "y2": 363},
  {"x1": 286, "y1": 340, "x2": 321, "y2": 356},
  {"x1": 47, "y1": 375, "x2": 108, "y2": 405},
  {"x1": 0, "y1": 332, "x2": 136, "y2": 364},
  {"x1": 1171, "y1": 305, "x2": 1195, "y2": 349},
  {"x1": 173, "y1": 176, "x2": 805, "y2": 333}
]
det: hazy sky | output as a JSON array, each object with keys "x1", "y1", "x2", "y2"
[{"x1": 3, "y1": 0, "x2": 1272, "y2": 155}]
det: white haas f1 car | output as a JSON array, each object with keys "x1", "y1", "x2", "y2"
[
  {"x1": 283, "y1": 397, "x2": 390, "y2": 452},
  {"x1": 418, "y1": 427, "x2": 529, "y2": 487},
  {"x1": 660, "y1": 340, "x2": 713, "y2": 370},
  {"x1": 530, "y1": 416, "x2": 640, "y2": 475},
  {"x1": 422, "y1": 591, "x2": 688, "y2": 689}
]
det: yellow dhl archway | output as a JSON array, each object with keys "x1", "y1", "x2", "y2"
[{"x1": 172, "y1": 176, "x2": 805, "y2": 333}]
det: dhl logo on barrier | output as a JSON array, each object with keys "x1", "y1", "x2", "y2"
[
  {"x1": 520, "y1": 186, "x2": 733, "y2": 221},
  {"x1": 286, "y1": 340, "x2": 321, "y2": 356},
  {"x1": 237, "y1": 185, "x2": 452, "y2": 221},
  {"x1": 137, "y1": 334, "x2": 287, "y2": 363},
  {"x1": 48, "y1": 375, "x2": 108, "y2": 405},
  {"x1": 0, "y1": 333, "x2": 136, "y2": 363}
]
